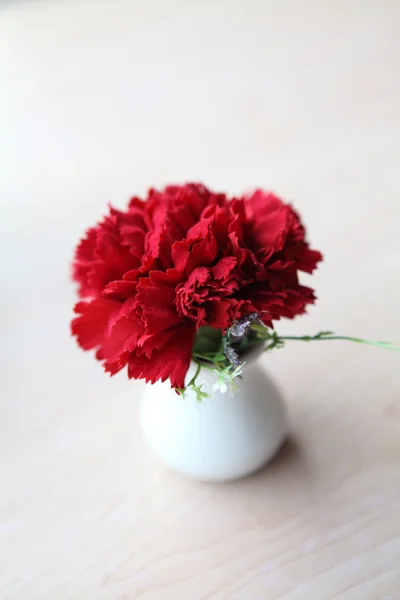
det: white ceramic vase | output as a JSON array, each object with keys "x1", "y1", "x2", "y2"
[{"x1": 140, "y1": 359, "x2": 287, "y2": 482}]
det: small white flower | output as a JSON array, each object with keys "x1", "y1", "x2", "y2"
[
  {"x1": 221, "y1": 381, "x2": 229, "y2": 394},
  {"x1": 212, "y1": 363, "x2": 246, "y2": 395},
  {"x1": 212, "y1": 378, "x2": 228, "y2": 394}
]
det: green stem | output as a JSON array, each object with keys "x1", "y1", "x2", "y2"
[
  {"x1": 188, "y1": 362, "x2": 202, "y2": 387},
  {"x1": 193, "y1": 352, "x2": 220, "y2": 360},
  {"x1": 279, "y1": 334, "x2": 400, "y2": 351},
  {"x1": 193, "y1": 353, "x2": 227, "y2": 366},
  {"x1": 192, "y1": 358, "x2": 216, "y2": 373}
]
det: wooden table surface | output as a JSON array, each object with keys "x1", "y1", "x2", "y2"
[{"x1": 1, "y1": 1, "x2": 400, "y2": 598}]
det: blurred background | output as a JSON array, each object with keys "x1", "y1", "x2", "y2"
[{"x1": 1, "y1": 1, "x2": 399, "y2": 598}]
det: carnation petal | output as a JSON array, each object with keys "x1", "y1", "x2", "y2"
[
  {"x1": 102, "y1": 315, "x2": 143, "y2": 363},
  {"x1": 137, "y1": 269, "x2": 182, "y2": 335},
  {"x1": 71, "y1": 298, "x2": 120, "y2": 351},
  {"x1": 127, "y1": 323, "x2": 196, "y2": 388},
  {"x1": 206, "y1": 299, "x2": 235, "y2": 329},
  {"x1": 211, "y1": 256, "x2": 237, "y2": 281}
]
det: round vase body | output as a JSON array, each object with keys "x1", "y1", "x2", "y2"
[{"x1": 140, "y1": 360, "x2": 287, "y2": 481}]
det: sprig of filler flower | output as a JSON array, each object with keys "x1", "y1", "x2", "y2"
[{"x1": 177, "y1": 315, "x2": 399, "y2": 399}]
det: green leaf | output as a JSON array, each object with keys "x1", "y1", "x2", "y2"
[{"x1": 193, "y1": 326, "x2": 223, "y2": 355}]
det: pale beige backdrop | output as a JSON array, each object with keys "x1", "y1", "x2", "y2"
[{"x1": 0, "y1": 1, "x2": 399, "y2": 599}]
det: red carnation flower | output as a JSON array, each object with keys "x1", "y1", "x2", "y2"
[{"x1": 71, "y1": 184, "x2": 322, "y2": 389}]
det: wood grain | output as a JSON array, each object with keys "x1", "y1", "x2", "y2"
[{"x1": 0, "y1": 1, "x2": 399, "y2": 598}]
